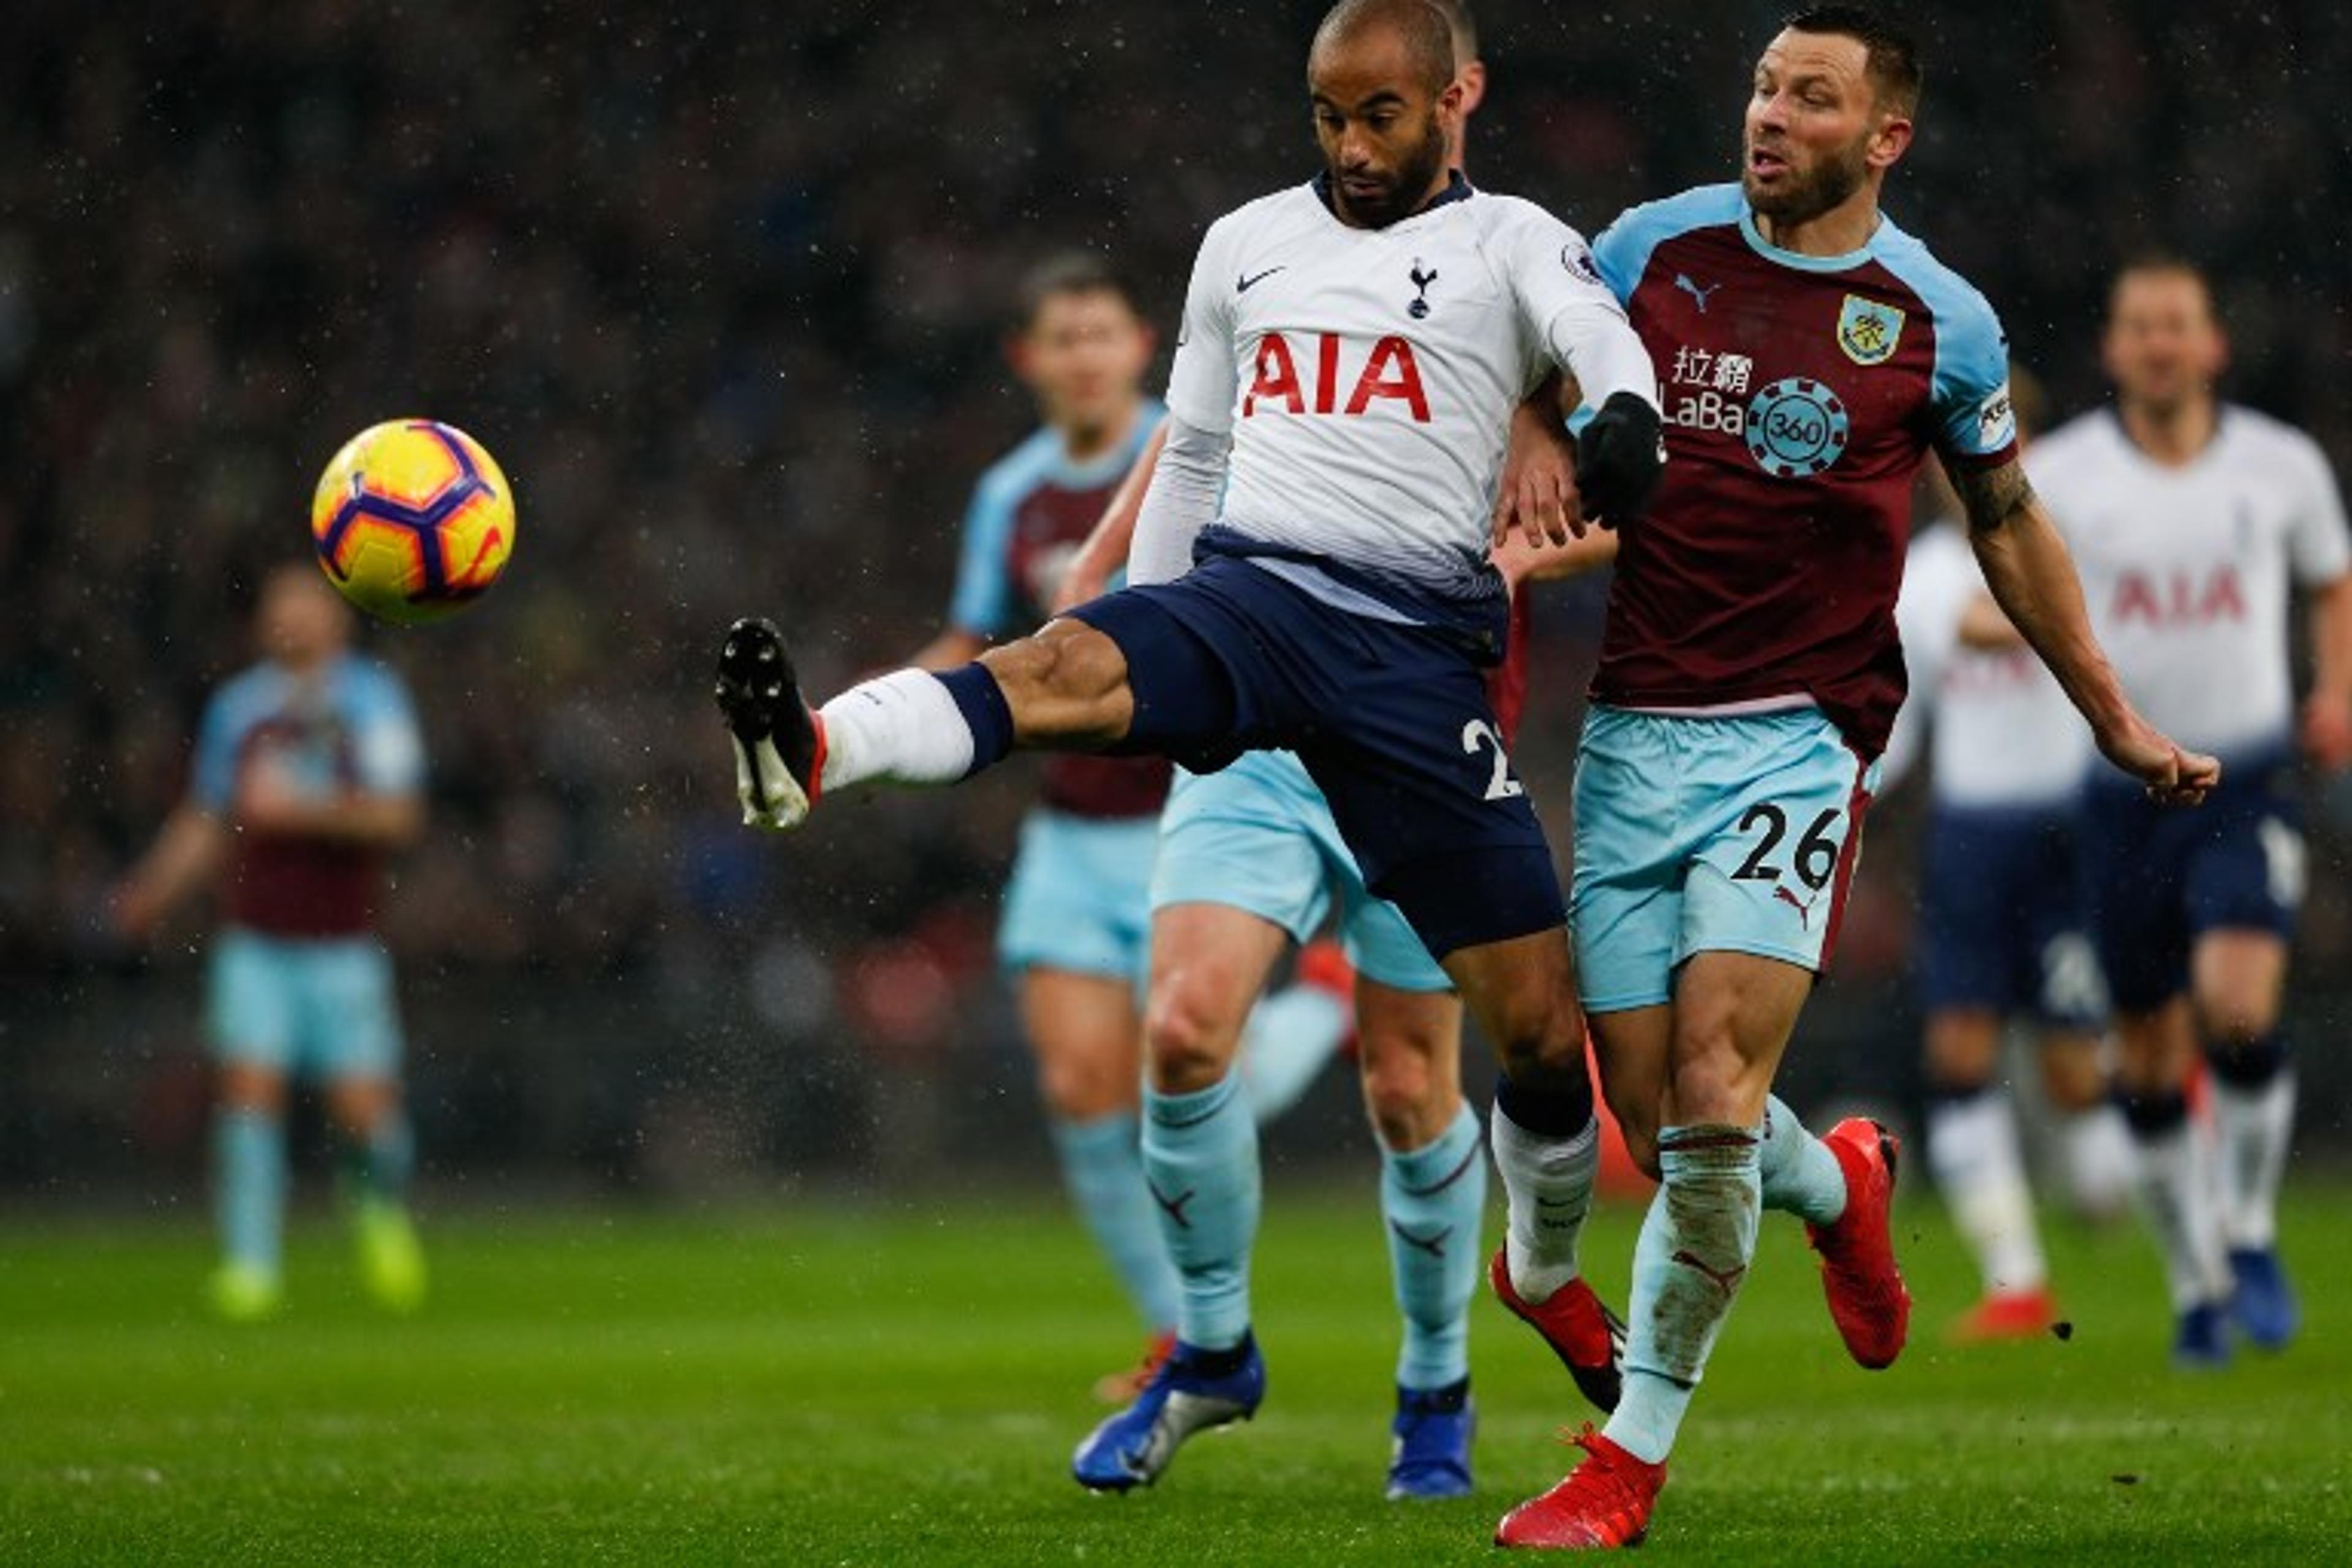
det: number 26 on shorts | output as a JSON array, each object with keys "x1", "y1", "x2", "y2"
[{"x1": 1732, "y1": 803, "x2": 1844, "y2": 889}]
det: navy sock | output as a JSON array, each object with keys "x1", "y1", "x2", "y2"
[
  {"x1": 2116, "y1": 1085, "x2": 2190, "y2": 1139},
  {"x1": 936, "y1": 663, "x2": 1014, "y2": 778},
  {"x1": 2205, "y1": 1029, "x2": 2290, "y2": 1090},
  {"x1": 1494, "y1": 1068, "x2": 1594, "y2": 1139}
]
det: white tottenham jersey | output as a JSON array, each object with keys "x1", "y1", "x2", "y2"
[
  {"x1": 1893, "y1": 522, "x2": 2092, "y2": 808},
  {"x1": 2034, "y1": 405, "x2": 2351, "y2": 760},
  {"x1": 1164, "y1": 178, "x2": 1653, "y2": 597}
]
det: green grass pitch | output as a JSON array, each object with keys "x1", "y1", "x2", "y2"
[{"x1": 3, "y1": 1180, "x2": 2345, "y2": 1563}]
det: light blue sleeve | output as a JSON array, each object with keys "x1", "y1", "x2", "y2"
[
  {"x1": 190, "y1": 685, "x2": 243, "y2": 813},
  {"x1": 1590, "y1": 185, "x2": 1742, "y2": 309},
  {"x1": 348, "y1": 664, "x2": 426, "y2": 795},
  {"x1": 1882, "y1": 243, "x2": 2017, "y2": 464},
  {"x1": 944, "y1": 472, "x2": 1020, "y2": 638}
]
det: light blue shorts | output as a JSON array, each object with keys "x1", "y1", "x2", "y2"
[
  {"x1": 208, "y1": 926, "x2": 405, "y2": 1080},
  {"x1": 997, "y1": 808, "x2": 1159, "y2": 987},
  {"x1": 1151, "y1": 750, "x2": 1452, "y2": 993},
  {"x1": 1570, "y1": 706, "x2": 1878, "y2": 1013}
]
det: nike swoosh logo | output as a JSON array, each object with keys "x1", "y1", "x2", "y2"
[{"x1": 1236, "y1": 266, "x2": 1285, "y2": 293}]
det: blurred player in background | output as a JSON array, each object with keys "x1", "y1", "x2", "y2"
[
  {"x1": 904, "y1": 253, "x2": 1359, "y2": 1402},
  {"x1": 2034, "y1": 257, "x2": 2352, "y2": 1365},
  {"x1": 115, "y1": 564, "x2": 428, "y2": 1321},
  {"x1": 1054, "y1": 1, "x2": 1626, "y2": 1501},
  {"x1": 1494, "y1": 9, "x2": 2217, "y2": 1549},
  {"x1": 1889, "y1": 376, "x2": 2137, "y2": 1344},
  {"x1": 717, "y1": 0, "x2": 1662, "y2": 1515}
]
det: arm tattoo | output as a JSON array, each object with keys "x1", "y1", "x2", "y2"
[{"x1": 1953, "y1": 458, "x2": 2037, "y2": 534}]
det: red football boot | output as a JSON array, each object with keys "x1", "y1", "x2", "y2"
[
  {"x1": 1495, "y1": 1426, "x2": 1666, "y2": 1550},
  {"x1": 1489, "y1": 1249, "x2": 1626, "y2": 1413},
  {"x1": 1949, "y1": 1287, "x2": 2058, "y2": 1345},
  {"x1": 1806, "y1": 1117, "x2": 1912, "y2": 1370}
]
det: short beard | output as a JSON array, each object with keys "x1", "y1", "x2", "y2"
[
  {"x1": 1332, "y1": 112, "x2": 1450, "y2": 228},
  {"x1": 1743, "y1": 135, "x2": 1870, "y2": 229}
]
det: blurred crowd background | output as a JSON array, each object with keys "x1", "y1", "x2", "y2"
[{"x1": 2, "y1": 0, "x2": 2347, "y2": 1196}]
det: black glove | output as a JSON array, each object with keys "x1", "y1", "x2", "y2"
[{"x1": 1574, "y1": 390, "x2": 1665, "y2": 529}]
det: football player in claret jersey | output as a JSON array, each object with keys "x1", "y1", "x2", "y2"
[
  {"x1": 115, "y1": 565, "x2": 429, "y2": 1321},
  {"x1": 716, "y1": 0, "x2": 1661, "y2": 1506},
  {"x1": 2032, "y1": 258, "x2": 2352, "y2": 1365},
  {"x1": 1888, "y1": 382, "x2": 2136, "y2": 1344},
  {"x1": 1051, "y1": 1, "x2": 1624, "y2": 1502},
  {"x1": 1491, "y1": 8, "x2": 2215, "y2": 1551}
]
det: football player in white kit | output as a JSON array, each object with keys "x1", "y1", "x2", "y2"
[
  {"x1": 714, "y1": 0, "x2": 1661, "y2": 1504},
  {"x1": 2033, "y1": 257, "x2": 2352, "y2": 1365},
  {"x1": 1890, "y1": 399, "x2": 2137, "y2": 1343}
]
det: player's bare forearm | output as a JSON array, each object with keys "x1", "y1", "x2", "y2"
[
  {"x1": 1052, "y1": 421, "x2": 1165, "y2": 614},
  {"x1": 2300, "y1": 573, "x2": 2352, "y2": 767},
  {"x1": 115, "y1": 806, "x2": 227, "y2": 937},
  {"x1": 1958, "y1": 460, "x2": 2217, "y2": 802},
  {"x1": 1955, "y1": 462, "x2": 2129, "y2": 735},
  {"x1": 244, "y1": 790, "x2": 425, "y2": 849}
]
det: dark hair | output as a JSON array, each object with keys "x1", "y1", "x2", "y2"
[
  {"x1": 1011, "y1": 252, "x2": 1140, "y2": 334},
  {"x1": 1312, "y1": 0, "x2": 1457, "y2": 97},
  {"x1": 1782, "y1": 6, "x2": 1921, "y2": 117},
  {"x1": 2108, "y1": 252, "x2": 2217, "y2": 320}
]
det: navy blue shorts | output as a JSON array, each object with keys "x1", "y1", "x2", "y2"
[
  {"x1": 2076, "y1": 752, "x2": 2304, "y2": 1014},
  {"x1": 1915, "y1": 802, "x2": 2106, "y2": 1028},
  {"x1": 1066, "y1": 556, "x2": 1562, "y2": 960}
]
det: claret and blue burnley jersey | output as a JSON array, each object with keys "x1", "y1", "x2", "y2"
[
  {"x1": 1591, "y1": 184, "x2": 2018, "y2": 756},
  {"x1": 192, "y1": 653, "x2": 424, "y2": 937},
  {"x1": 948, "y1": 407, "x2": 1172, "y2": 819}
]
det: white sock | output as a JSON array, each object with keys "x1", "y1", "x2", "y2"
[
  {"x1": 2132, "y1": 1120, "x2": 2233, "y2": 1310},
  {"x1": 2212, "y1": 1071, "x2": 2295, "y2": 1251},
  {"x1": 1926, "y1": 1091, "x2": 2048, "y2": 1296},
  {"x1": 815, "y1": 670, "x2": 973, "y2": 792},
  {"x1": 2056, "y1": 1102, "x2": 2136, "y2": 1222},
  {"x1": 1490, "y1": 1104, "x2": 1598, "y2": 1303}
]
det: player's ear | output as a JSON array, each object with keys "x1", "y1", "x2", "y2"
[
  {"x1": 1866, "y1": 110, "x2": 1912, "y2": 172},
  {"x1": 1003, "y1": 331, "x2": 1036, "y2": 383},
  {"x1": 1453, "y1": 61, "x2": 1487, "y2": 119}
]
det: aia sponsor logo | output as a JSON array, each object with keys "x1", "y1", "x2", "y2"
[
  {"x1": 1242, "y1": 332, "x2": 1430, "y2": 422},
  {"x1": 2112, "y1": 566, "x2": 2247, "y2": 627}
]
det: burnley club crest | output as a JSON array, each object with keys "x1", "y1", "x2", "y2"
[{"x1": 1836, "y1": 294, "x2": 1905, "y2": 366}]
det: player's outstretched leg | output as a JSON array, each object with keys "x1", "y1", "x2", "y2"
[
  {"x1": 714, "y1": 617, "x2": 826, "y2": 831},
  {"x1": 1927, "y1": 1084, "x2": 2056, "y2": 1343},
  {"x1": 2207, "y1": 1041, "x2": 2298, "y2": 1351},
  {"x1": 2117, "y1": 1079, "x2": 2235, "y2": 1367}
]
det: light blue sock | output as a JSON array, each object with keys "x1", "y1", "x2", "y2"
[
  {"x1": 1142, "y1": 1072, "x2": 1260, "y2": 1351},
  {"x1": 1381, "y1": 1102, "x2": 1486, "y2": 1391},
  {"x1": 1238, "y1": 984, "x2": 1351, "y2": 1124},
  {"x1": 1047, "y1": 1112, "x2": 1181, "y2": 1332},
  {"x1": 1757, "y1": 1094, "x2": 1847, "y2": 1224},
  {"x1": 214, "y1": 1107, "x2": 287, "y2": 1276},
  {"x1": 1605, "y1": 1124, "x2": 1762, "y2": 1465},
  {"x1": 345, "y1": 1108, "x2": 416, "y2": 1205}
]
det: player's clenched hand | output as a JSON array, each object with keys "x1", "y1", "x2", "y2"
[
  {"x1": 2299, "y1": 689, "x2": 2352, "y2": 771},
  {"x1": 1491, "y1": 397, "x2": 1585, "y2": 549},
  {"x1": 2100, "y1": 715, "x2": 2220, "y2": 806},
  {"x1": 1572, "y1": 391, "x2": 1665, "y2": 530}
]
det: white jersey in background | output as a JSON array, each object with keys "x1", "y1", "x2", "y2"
[
  {"x1": 2033, "y1": 405, "x2": 2351, "y2": 763},
  {"x1": 1890, "y1": 522, "x2": 2092, "y2": 808},
  {"x1": 1160, "y1": 176, "x2": 1653, "y2": 604}
]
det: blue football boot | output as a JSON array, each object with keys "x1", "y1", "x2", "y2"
[
  {"x1": 2227, "y1": 1247, "x2": 2299, "y2": 1351},
  {"x1": 2172, "y1": 1298, "x2": 2233, "y2": 1369},
  {"x1": 1072, "y1": 1333, "x2": 1265, "y2": 1492},
  {"x1": 1385, "y1": 1379, "x2": 1474, "y2": 1500}
]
